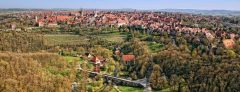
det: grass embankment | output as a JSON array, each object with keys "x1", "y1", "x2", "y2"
[{"x1": 117, "y1": 86, "x2": 144, "y2": 92}]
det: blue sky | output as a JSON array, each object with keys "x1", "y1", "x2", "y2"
[{"x1": 0, "y1": 0, "x2": 240, "y2": 10}]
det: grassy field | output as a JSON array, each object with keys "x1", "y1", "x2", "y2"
[
  {"x1": 63, "y1": 56, "x2": 81, "y2": 62},
  {"x1": 97, "y1": 31, "x2": 127, "y2": 42},
  {"x1": 117, "y1": 86, "x2": 144, "y2": 92},
  {"x1": 146, "y1": 41, "x2": 164, "y2": 53},
  {"x1": 44, "y1": 31, "x2": 127, "y2": 46},
  {"x1": 44, "y1": 34, "x2": 89, "y2": 46}
]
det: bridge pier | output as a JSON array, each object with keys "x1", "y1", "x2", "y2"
[{"x1": 143, "y1": 82, "x2": 152, "y2": 92}]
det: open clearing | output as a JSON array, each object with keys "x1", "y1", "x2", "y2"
[
  {"x1": 97, "y1": 31, "x2": 128, "y2": 42},
  {"x1": 146, "y1": 41, "x2": 164, "y2": 53}
]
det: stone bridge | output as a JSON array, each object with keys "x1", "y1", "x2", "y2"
[{"x1": 77, "y1": 67, "x2": 147, "y2": 88}]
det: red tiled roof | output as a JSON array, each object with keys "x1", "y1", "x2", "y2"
[
  {"x1": 223, "y1": 39, "x2": 235, "y2": 49},
  {"x1": 57, "y1": 16, "x2": 74, "y2": 21},
  {"x1": 122, "y1": 55, "x2": 135, "y2": 62},
  {"x1": 91, "y1": 56, "x2": 104, "y2": 62}
]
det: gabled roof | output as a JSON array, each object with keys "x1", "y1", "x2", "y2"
[{"x1": 122, "y1": 55, "x2": 135, "y2": 62}]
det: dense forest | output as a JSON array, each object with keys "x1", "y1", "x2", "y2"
[
  {"x1": 0, "y1": 52, "x2": 77, "y2": 92},
  {"x1": 118, "y1": 26, "x2": 240, "y2": 91}
]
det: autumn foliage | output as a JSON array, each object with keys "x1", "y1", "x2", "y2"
[
  {"x1": 0, "y1": 31, "x2": 45, "y2": 52},
  {"x1": 0, "y1": 52, "x2": 76, "y2": 92}
]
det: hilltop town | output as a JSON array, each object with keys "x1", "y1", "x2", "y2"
[{"x1": 1, "y1": 10, "x2": 240, "y2": 47}]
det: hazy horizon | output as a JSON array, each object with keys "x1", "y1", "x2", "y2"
[{"x1": 0, "y1": 0, "x2": 240, "y2": 11}]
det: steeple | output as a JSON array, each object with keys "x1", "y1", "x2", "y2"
[{"x1": 35, "y1": 16, "x2": 38, "y2": 22}]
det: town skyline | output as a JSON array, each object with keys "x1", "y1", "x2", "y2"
[{"x1": 1, "y1": 0, "x2": 240, "y2": 11}]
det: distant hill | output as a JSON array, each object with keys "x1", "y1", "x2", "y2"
[
  {"x1": 1, "y1": 8, "x2": 240, "y2": 16},
  {"x1": 159, "y1": 9, "x2": 240, "y2": 16},
  {"x1": 0, "y1": 8, "x2": 48, "y2": 14}
]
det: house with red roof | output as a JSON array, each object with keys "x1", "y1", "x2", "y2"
[
  {"x1": 91, "y1": 56, "x2": 106, "y2": 72},
  {"x1": 223, "y1": 39, "x2": 235, "y2": 49},
  {"x1": 48, "y1": 22, "x2": 58, "y2": 27},
  {"x1": 122, "y1": 55, "x2": 135, "y2": 63},
  {"x1": 56, "y1": 16, "x2": 74, "y2": 21},
  {"x1": 91, "y1": 56, "x2": 105, "y2": 64}
]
